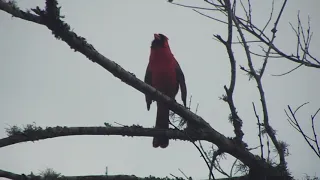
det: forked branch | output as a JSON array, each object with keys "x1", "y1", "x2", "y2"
[{"x1": 285, "y1": 103, "x2": 320, "y2": 159}]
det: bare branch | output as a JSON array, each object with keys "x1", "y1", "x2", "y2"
[
  {"x1": 286, "y1": 104, "x2": 320, "y2": 158},
  {"x1": 242, "y1": 20, "x2": 320, "y2": 68},
  {"x1": 208, "y1": 1, "x2": 245, "y2": 142},
  {"x1": 1, "y1": 125, "x2": 214, "y2": 148},
  {"x1": 175, "y1": 0, "x2": 320, "y2": 69},
  {"x1": 204, "y1": 0, "x2": 225, "y2": 8},
  {"x1": 261, "y1": 0, "x2": 275, "y2": 34},
  {"x1": 232, "y1": 0, "x2": 287, "y2": 167},
  {"x1": 271, "y1": 63, "x2": 303, "y2": 77},
  {"x1": 193, "y1": 9, "x2": 228, "y2": 25},
  {"x1": 229, "y1": 158, "x2": 238, "y2": 177},
  {"x1": 232, "y1": 40, "x2": 262, "y2": 44},
  {"x1": 249, "y1": 50, "x2": 283, "y2": 58},
  {"x1": 199, "y1": 141, "x2": 211, "y2": 163},
  {"x1": 222, "y1": 0, "x2": 244, "y2": 142},
  {"x1": 209, "y1": 148, "x2": 228, "y2": 179},
  {"x1": 239, "y1": 0, "x2": 250, "y2": 24},
  {"x1": 178, "y1": 168, "x2": 189, "y2": 180},
  {"x1": 259, "y1": 0, "x2": 288, "y2": 77},
  {"x1": 0, "y1": 168, "x2": 180, "y2": 180},
  {"x1": 170, "y1": 2, "x2": 220, "y2": 11},
  {"x1": 252, "y1": 102, "x2": 264, "y2": 159},
  {"x1": 311, "y1": 108, "x2": 320, "y2": 155}
]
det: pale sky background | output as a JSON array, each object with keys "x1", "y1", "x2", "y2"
[{"x1": 0, "y1": 0, "x2": 319, "y2": 179}]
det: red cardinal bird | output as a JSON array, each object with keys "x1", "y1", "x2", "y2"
[{"x1": 144, "y1": 33, "x2": 187, "y2": 148}]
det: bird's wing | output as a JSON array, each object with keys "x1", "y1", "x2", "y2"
[
  {"x1": 175, "y1": 62, "x2": 187, "y2": 107},
  {"x1": 144, "y1": 66, "x2": 153, "y2": 110}
]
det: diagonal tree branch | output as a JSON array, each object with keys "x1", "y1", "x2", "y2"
[
  {"x1": 259, "y1": 0, "x2": 288, "y2": 77},
  {"x1": 285, "y1": 104, "x2": 320, "y2": 159}
]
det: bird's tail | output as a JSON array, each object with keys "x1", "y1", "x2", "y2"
[{"x1": 153, "y1": 102, "x2": 169, "y2": 148}]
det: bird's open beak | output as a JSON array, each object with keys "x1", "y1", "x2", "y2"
[{"x1": 154, "y1": 33, "x2": 161, "y2": 40}]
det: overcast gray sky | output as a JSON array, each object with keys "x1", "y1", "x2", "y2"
[{"x1": 0, "y1": 0, "x2": 319, "y2": 179}]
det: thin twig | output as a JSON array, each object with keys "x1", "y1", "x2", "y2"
[
  {"x1": 229, "y1": 158, "x2": 238, "y2": 177},
  {"x1": 311, "y1": 108, "x2": 320, "y2": 155},
  {"x1": 271, "y1": 63, "x2": 303, "y2": 77},
  {"x1": 170, "y1": 2, "x2": 220, "y2": 11},
  {"x1": 286, "y1": 105, "x2": 320, "y2": 158},
  {"x1": 199, "y1": 141, "x2": 210, "y2": 162},
  {"x1": 261, "y1": 0, "x2": 275, "y2": 34},
  {"x1": 178, "y1": 169, "x2": 189, "y2": 180},
  {"x1": 252, "y1": 102, "x2": 264, "y2": 159},
  {"x1": 209, "y1": 149, "x2": 227, "y2": 179},
  {"x1": 260, "y1": 0, "x2": 288, "y2": 77},
  {"x1": 170, "y1": 173, "x2": 181, "y2": 180},
  {"x1": 193, "y1": 9, "x2": 228, "y2": 25}
]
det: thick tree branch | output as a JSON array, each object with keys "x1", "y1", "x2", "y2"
[
  {"x1": 0, "y1": 125, "x2": 216, "y2": 148},
  {"x1": 0, "y1": 168, "x2": 176, "y2": 180}
]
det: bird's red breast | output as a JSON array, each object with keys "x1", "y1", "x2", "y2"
[{"x1": 148, "y1": 44, "x2": 178, "y2": 97}]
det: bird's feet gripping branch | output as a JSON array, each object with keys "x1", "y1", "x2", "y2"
[{"x1": 144, "y1": 33, "x2": 187, "y2": 148}]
